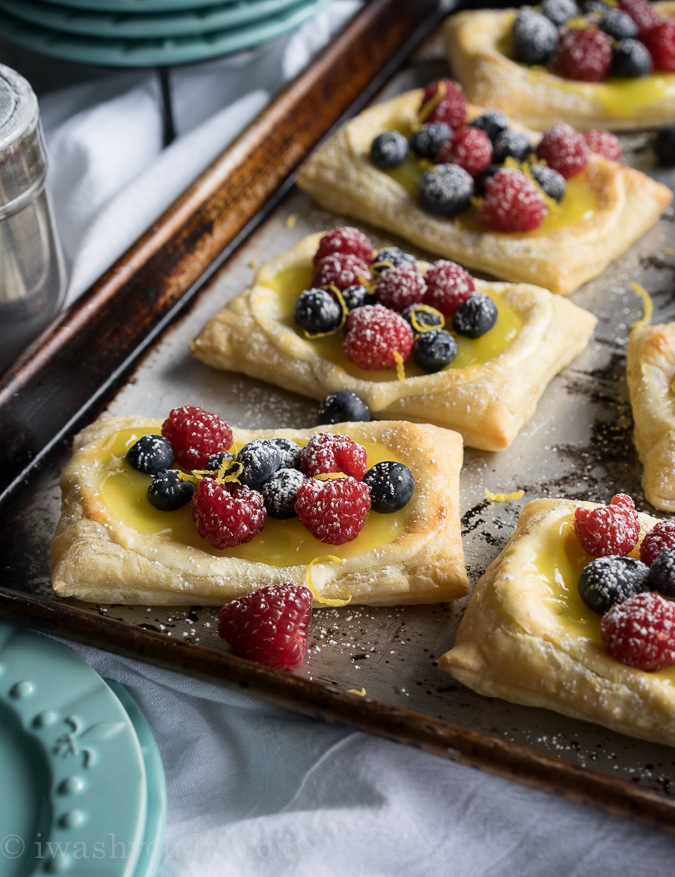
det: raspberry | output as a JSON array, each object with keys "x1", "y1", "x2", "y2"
[
  {"x1": 601, "y1": 592, "x2": 675, "y2": 671},
  {"x1": 343, "y1": 305, "x2": 414, "y2": 370},
  {"x1": 581, "y1": 129, "x2": 622, "y2": 162},
  {"x1": 162, "y1": 406, "x2": 233, "y2": 471},
  {"x1": 640, "y1": 520, "x2": 675, "y2": 566},
  {"x1": 644, "y1": 20, "x2": 675, "y2": 71},
  {"x1": 478, "y1": 168, "x2": 547, "y2": 232},
  {"x1": 419, "y1": 79, "x2": 467, "y2": 130},
  {"x1": 300, "y1": 432, "x2": 367, "y2": 480},
  {"x1": 620, "y1": 0, "x2": 662, "y2": 38},
  {"x1": 295, "y1": 477, "x2": 371, "y2": 544},
  {"x1": 435, "y1": 127, "x2": 493, "y2": 178},
  {"x1": 574, "y1": 494, "x2": 640, "y2": 557},
  {"x1": 422, "y1": 260, "x2": 476, "y2": 318},
  {"x1": 374, "y1": 264, "x2": 426, "y2": 312},
  {"x1": 193, "y1": 480, "x2": 266, "y2": 549},
  {"x1": 312, "y1": 253, "x2": 373, "y2": 291},
  {"x1": 556, "y1": 27, "x2": 613, "y2": 82},
  {"x1": 536, "y1": 123, "x2": 589, "y2": 179},
  {"x1": 314, "y1": 227, "x2": 374, "y2": 266},
  {"x1": 218, "y1": 583, "x2": 312, "y2": 671}
]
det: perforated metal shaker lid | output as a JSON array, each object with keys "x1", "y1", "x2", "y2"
[{"x1": 0, "y1": 63, "x2": 46, "y2": 212}]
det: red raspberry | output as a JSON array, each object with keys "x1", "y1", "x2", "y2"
[
  {"x1": 313, "y1": 253, "x2": 373, "y2": 291},
  {"x1": 478, "y1": 168, "x2": 547, "y2": 232},
  {"x1": 536, "y1": 123, "x2": 589, "y2": 179},
  {"x1": 343, "y1": 305, "x2": 414, "y2": 370},
  {"x1": 640, "y1": 521, "x2": 675, "y2": 566},
  {"x1": 162, "y1": 406, "x2": 233, "y2": 470},
  {"x1": 422, "y1": 260, "x2": 476, "y2": 318},
  {"x1": 300, "y1": 432, "x2": 368, "y2": 480},
  {"x1": 581, "y1": 129, "x2": 622, "y2": 162},
  {"x1": 556, "y1": 27, "x2": 613, "y2": 82},
  {"x1": 218, "y1": 583, "x2": 312, "y2": 671},
  {"x1": 314, "y1": 227, "x2": 374, "y2": 266},
  {"x1": 419, "y1": 79, "x2": 467, "y2": 130},
  {"x1": 602, "y1": 592, "x2": 675, "y2": 671},
  {"x1": 295, "y1": 477, "x2": 371, "y2": 544},
  {"x1": 436, "y1": 127, "x2": 493, "y2": 178},
  {"x1": 574, "y1": 494, "x2": 640, "y2": 557},
  {"x1": 620, "y1": 0, "x2": 662, "y2": 38},
  {"x1": 193, "y1": 480, "x2": 266, "y2": 548},
  {"x1": 374, "y1": 264, "x2": 426, "y2": 312},
  {"x1": 644, "y1": 20, "x2": 675, "y2": 72}
]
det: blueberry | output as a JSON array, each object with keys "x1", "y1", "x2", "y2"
[
  {"x1": 237, "y1": 439, "x2": 281, "y2": 487},
  {"x1": 647, "y1": 548, "x2": 675, "y2": 598},
  {"x1": 654, "y1": 124, "x2": 675, "y2": 166},
  {"x1": 270, "y1": 438, "x2": 303, "y2": 470},
  {"x1": 317, "y1": 391, "x2": 371, "y2": 424},
  {"x1": 413, "y1": 328, "x2": 458, "y2": 373},
  {"x1": 600, "y1": 8, "x2": 639, "y2": 39},
  {"x1": 468, "y1": 110, "x2": 509, "y2": 144},
  {"x1": 453, "y1": 294, "x2": 498, "y2": 338},
  {"x1": 612, "y1": 39, "x2": 653, "y2": 78},
  {"x1": 372, "y1": 246, "x2": 417, "y2": 274},
  {"x1": 583, "y1": 0, "x2": 611, "y2": 14},
  {"x1": 540, "y1": 0, "x2": 578, "y2": 26},
  {"x1": 206, "y1": 451, "x2": 236, "y2": 473},
  {"x1": 293, "y1": 287, "x2": 343, "y2": 334},
  {"x1": 126, "y1": 434, "x2": 175, "y2": 476},
  {"x1": 475, "y1": 163, "x2": 501, "y2": 197},
  {"x1": 261, "y1": 468, "x2": 306, "y2": 519},
  {"x1": 493, "y1": 130, "x2": 533, "y2": 164},
  {"x1": 410, "y1": 122, "x2": 452, "y2": 159},
  {"x1": 364, "y1": 461, "x2": 415, "y2": 513},
  {"x1": 512, "y1": 10, "x2": 558, "y2": 65},
  {"x1": 147, "y1": 469, "x2": 194, "y2": 512},
  {"x1": 370, "y1": 130, "x2": 409, "y2": 169},
  {"x1": 530, "y1": 163, "x2": 566, "y2": 202},
  {"x1": 419, "y1": 164, "x2": 474, "y2": 217},
  {"x1": 578, "y1": 555, "x2": 649, "y2": 614},
  {"x1": 341, "y1": 284, "x2": 371, "y2": 310},
  {"x1": 402, "y1": 303, "x2": 444, "y2": 332}
]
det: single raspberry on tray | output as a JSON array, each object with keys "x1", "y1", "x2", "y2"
[
  {"x1": 295, "y1": 477, "x2": 371, "y2": 544},
  {"x1": 314, "y1": 227, "x2": 374, "y2": 266},
  {"x1": 574, "y1": 493, "x2": 640, "y2": 557},
  {"x1": 218, "y1": 583, "x2": 313, "y2": 671},
  {"x1": 536, "y1": 123, "x2": 589, "y2": 179},
  {"x1": 478, "y1": 168, "x2": 547, "y2": 232},
  {"x1": 343, "y1": 304, "x2": 414, "y2": 370},
  {"x1": 644, "y1": 20, "x2": 675, "y2": 71},
  {"x1": 640, "y1": 520, "x2": 675, "y2": 566},
  {"x1": 300, "y1": 432, "x2": 368, "y2": 480},
  {"x1": 581, "y1": 129, "x2": 622, "y2": 162},
  {"x1": 601, "y1": 592, "x2": 675, "y2": 671},
  {"x1": 620, "y1": 0, "x2": 662, "y2": 38},
  {"x1": 436, "y1": 126, "x2": 493, "y2": 178},
  {"x1": 193, "y1": 480, "x2": 266, "y2": 549},
  {"x1": 556, "y1": 27, "x2": 613, "y2": 82},
  {"x1": 313, "y1": 252, "x2": 373, "y2": 291},
  {"x1": 423, "y1": 260, "x2": 476, "y2": 318},
  {"x1": 419, "y1": 79, "x2": 467, "y2": 130},
  {"x1": 374, "y1": 264, "x2": 426, "y2": 312},
  {"x1": 162, "y1": 405, "x2": 233, "y2": 470}
]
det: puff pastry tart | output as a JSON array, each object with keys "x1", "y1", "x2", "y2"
[
  {"x1": 50, "y1": 415, "x2": 468, "y2": 607},
  {"x1": 439, "y1": 496, "x2": 675, "y2": 748},
  {"x1": 296, "y1": 88, "x2": 672, "y2": 295},
  {"x1": 627, "y1": 322, "x2": 675, "y2": 511},
  {"x1": 190, "y1": 231, "x2": 597, "y2": 452},
  {"x1": 445, "y1": 2, "x2": 675, "y2": 131}
]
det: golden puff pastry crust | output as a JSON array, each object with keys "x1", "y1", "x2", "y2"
[
  {"x1": 627, "y1": 322, "x2": 675, "y2": 512},
  {"x1": 296, "y1": 91, "x2": 672, "y2": 295},
  {"x1": 438, "y1": 497, "x2": 675, "y2": 748},
  {"x1": 444, "y1": 3, "x2": 675, "y2": 131},
  {"x1": 50, "y1": 416, "x2": 469, "y2": 607},
  {"x1": 190, "y1": 233, "x2": 597, "y2": 452}
]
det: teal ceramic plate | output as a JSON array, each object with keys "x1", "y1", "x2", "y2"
[
  {"x1": 0, "y1": 0, "x2": 313, "y2": 39},
  {"x1": 0, "y1": 623, "x2": 164, "y2": 876},
  {"x1": 38, "y1": 0, "x2": 242, "y2": 11},
  {"x1": 0, "y1": 0, "x2": 330, "y2": 66}
]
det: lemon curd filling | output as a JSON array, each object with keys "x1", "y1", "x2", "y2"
[
  {"x1": 270, "y1": 266, "x2": 522, "y2": 381},
  {"x1": 96, "y1": 427, "x2": 407, "y2": 566}
]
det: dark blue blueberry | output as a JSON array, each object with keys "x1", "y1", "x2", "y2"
[
  {"x1": 493, "y1": 130, "x2": 533, "y2": 164},
  {"x1": 410, "y1": 122, "x2": 452, "y2": 159},
  {"x1": 475, "y1": 163, "x2": 501, "y2": 197},
  {"x1": 402, "y1": 304, "x2": 444, "y2": 332},
  {"x1": 317, "y1": 391, "x2": 371, "y2": 424},
  {"x1": 541, "y1": 0, "x2": 578, "y2": 26},
  {"x1": 655, "y1": 124, "x2": 675, "y2": 166},
  {"x1": 372, "y1": 246, "x2": 417, "y2": 274},
  {"x1": 261, "y1": 468, "x2": 306, "y2": 519},
  {"x1": 364, "y1": 461, "x2": 415, "y2": 513},
  {"x1": 419, "y1": 164, "x2": 474, "y2": 217},
  {"x1": 270, "y1": 438, "x2": 303, "y2": 470},
  {"x1": 206, "y1": 451, "x2": 236, "y2": 473},
  {"x1": 468, "y1": 110, "x2": 509, "y2": 144},
  {"x1": 293, "y1": 287, "x2": 343, "y2": 334},
  {"x1": 600, "y1": 8, "x2": 639, "y2": 39},
  {"x1": 147, "y1": 469, "x2": 194, "y2": 512},
  {"x1": 237, "y1": 439, "x2": 281, "y2": 487},
  {"x1": 341, "y1": 284, "x2": 371, "y2": 310},
  {"x1": 126, "y1": 434, "x2": 175, "y2": 476},
  {"x1": 370, "y1": 130, "x2": 409, "y2": 169},
  {"x1": 453, "y1": 294, "x2": 498, "y2": 338},
  {"x1": 612, "y1": 39, "x2": 653, "y2": 77},
  {"x1": 530, "y1": 163, "x2": 566, "y2": 202},
  {"x1": 647, "y1": 549, "x2": 675, "y2": 598},
  {"x1": 512, "y1": 10, "x2": 558, "y2": 65},
  {"x1": 578, "y1": 555, "x2": 649, "y2": 614},
  {"x1": 582, "y1": 0, "x2": 611, "y2": 14},
  {"x1": 413, "y1": 329, "x2": 457, "y2": 373}
]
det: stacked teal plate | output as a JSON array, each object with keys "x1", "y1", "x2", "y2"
[
  {"x1": 0, "y1": 0, "x2": 331, "y2": 67},
  {"x1": 0, "y1": 623, "x2": 166, "y2": 876}
]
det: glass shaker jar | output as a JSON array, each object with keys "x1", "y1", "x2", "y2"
[{"x1": 0, "y1": 63, "x2": 66, "y2": 373}]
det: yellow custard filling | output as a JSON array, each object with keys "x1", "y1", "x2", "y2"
[
  {"x1": 96, "y1": 427, "x2": 407, "y2": 566},
  {"x1": 270, "y1": 265, "x2": 522, "y2": 381}
]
